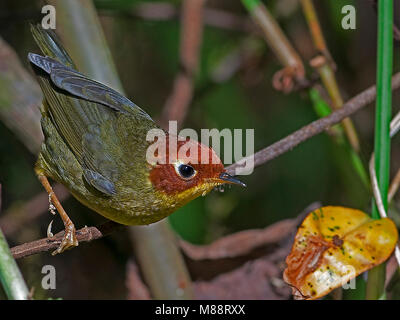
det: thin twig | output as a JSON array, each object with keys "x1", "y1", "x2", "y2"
[
  {"x1": 226, "y1": 72, "x2": 400, "y2": 176},
  {"x1": 369, "y1": 110, "x2": 400, "y2": 268},
  {"x1": 241, "y1": 0, "x2": 305, "y2": 93},
  {"x1": 370, "y1": 157, "x2": 400, "y2": 267},
  {"x1": 11, "y1": 221, "x2": 120, "y2": 260},
  {"x1": 10, "y1": 72, "x2": 400, "y2": 260},
  {"x1": 300, "y1": 0, "x2": 334, "y2": 67},
  {"x1": 309, "y1": 57, "x2": 360, "y2": 153},
  {"x1": 388, "y1": 112, "x2": 400, "y2": 200},
  {"x1": 302, "y1": 0, "x2": 360, "y2": 152},
  {"x1": 388, "y1": 169, "x2": 400, "y2": 201}
]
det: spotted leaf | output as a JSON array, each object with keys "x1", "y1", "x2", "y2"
[{"x1": 283, "y1": 206, "x2": 398, "y2": 300}]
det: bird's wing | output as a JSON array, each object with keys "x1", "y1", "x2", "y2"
[
  {"x1": 28, "y1": 53, "x2": 153, "y2": 119},
  {"x1": 29, "y1": 53, "x2": 156, "y2": 196}
]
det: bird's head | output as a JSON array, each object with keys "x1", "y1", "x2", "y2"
[{"x1": 148, "y1": 135, "x2": 245, "y2": 208}]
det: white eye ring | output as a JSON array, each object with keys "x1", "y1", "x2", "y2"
[{"x1": 173, "y1": 161, "x2": 197, "y2": 180}]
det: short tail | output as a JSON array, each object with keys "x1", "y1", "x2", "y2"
[{"x1": 30, "y1": 24, "x2": 75, "y2": 69}]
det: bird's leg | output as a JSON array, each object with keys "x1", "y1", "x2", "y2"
[{"x1": 35, "y1": 169, "x2": 78, "y2": 255}]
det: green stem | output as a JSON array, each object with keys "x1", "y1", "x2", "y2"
[
  {"x1": 309, "y1": 87, "x2": 369, "y2": 189},
  {"x1": 0, "y1": 229, "x2": 29, "y2": 300},
  {"x1": 0, "y1": 186, "x2": 29, "y2": 300},
  {"x1": 366, "y1": 0, "x2": 393, "y2": 300},
  {"x1": 301, "y1": 0, "x2": 360, "y2": 153},
  {"x1": 243, "y1": 0, "x2": 368, "y2": 189},
  {"x1": 314, "y1": 60, "x2": 360, "y2": 153}
]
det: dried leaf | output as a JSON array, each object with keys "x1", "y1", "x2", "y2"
[{"x1": 283, "y1": 206, "x2": 398, "y2": 300}]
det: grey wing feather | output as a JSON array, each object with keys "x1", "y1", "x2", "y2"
[
  {"x1": 83, "y1": 168, "x2": 117, "y2": 196},
  {"x1": 28, "y1": 53, "x2": 153, "y2": 120},
  {"x1": 28, "y1": 52, "x2": 59, "y2": 73}
]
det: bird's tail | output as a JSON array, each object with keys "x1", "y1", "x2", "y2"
[{"x1": 30, "y1": 24, "x2": 75, "y2": 69}]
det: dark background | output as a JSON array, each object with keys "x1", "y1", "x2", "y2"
[{"x1": 0, "y1": 0, "x2": 399, "y2": 299}]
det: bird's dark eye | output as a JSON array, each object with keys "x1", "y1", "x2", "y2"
[{"x1": 177, "y1": 164, "x2": 196, "y2": 179}]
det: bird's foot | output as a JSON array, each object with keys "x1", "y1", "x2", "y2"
[
  {"x1": 35, "y1": 171, "x2": 80, "y2": 255},
  {"x1": 52, "y1": 223, "x2": 79, "y2": 256}
]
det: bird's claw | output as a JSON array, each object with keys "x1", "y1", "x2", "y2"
[
  {"x1": 47, "y1": 220, "x2": 54, "y2": 238},
  {"x1": 51, "y1": 223, "x2": 79, "y2": 255}
]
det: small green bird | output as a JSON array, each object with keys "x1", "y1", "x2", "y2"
[{"x1": 28, "y1": 25, "x2": 245, "y2": 255}]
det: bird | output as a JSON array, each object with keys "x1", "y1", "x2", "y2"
[{"x1": 28, "y1": 25, "x2": 245, "y2": 255}]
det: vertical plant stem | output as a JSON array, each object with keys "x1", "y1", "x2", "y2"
[
  {"x1": 300, "y1": 0, "x2": 332, "y2": 63},
  {"x1": 301, "y1": 0, "x2": 368, "y2": 201},
  {"x1": 46, "y1": 0, "x2": 193, "y2": 299},
  {"x1": 302, "y1": 0, "x2": 360, "y2": 152},
  {"x1": 243, "y1": 0, "x2": 368, "y2": 186},
  {"x1": 241, "y1": 0, "x2": 304, "y2": 81},
  {"x1": 0, "y1": 186, "x2": 29, "y2": 300},
  {"x1": 309, "y1": 56, "x2": 368, "y2": 190},
  {"x1": 388, "y1": 168, "x2": 400, "y2": 201},
  {"x1": 366, "y1": 0, "x2": 393, "y2": 300},
  {"x1": 310, "y1": 56, "x2": 360, "y2": 152},
  {"x1": 0, "y1": 230, "x2": 29, "y2": 300},
  {"x1": 130, "y1": 222, "x2": 193, "y2": 299}
]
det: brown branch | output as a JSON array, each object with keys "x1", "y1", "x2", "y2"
[
  {"x1": 160, "y1": 0, "x2": 206, "y2": 128},
  {"x1": 243, "y1": 1, "x2": 305, "y2": 93},
  {"x1": 300, "y1": 0, "x2": 335, "y2": 68},
  {"x1": 11, "y1": 221, "x2": 120, "y2": 259},
  {"x1": 10, "y1": 72, "x2": 400, "y2": 259},
  {"x1": 226, "y1": 72, "x2": 400, "y2": 176},
  {"x1": 302, "y1": 0, "x2": 360, "y2": 152},
  {"x1": 310, "y1": 55, "x2": 360, "y2": 152}
]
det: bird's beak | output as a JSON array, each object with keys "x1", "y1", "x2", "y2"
[{"x1": 218, "y1": 172, "x2": 246, "y2": 187}]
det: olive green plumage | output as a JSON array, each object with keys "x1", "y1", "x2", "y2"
[{"x1": 30, "y1": 25, "x2": 172, "y2": 225}]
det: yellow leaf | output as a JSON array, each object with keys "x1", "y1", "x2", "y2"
[{"x1": 283, "y1": 206, "x2": 398, "y2": 300}]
